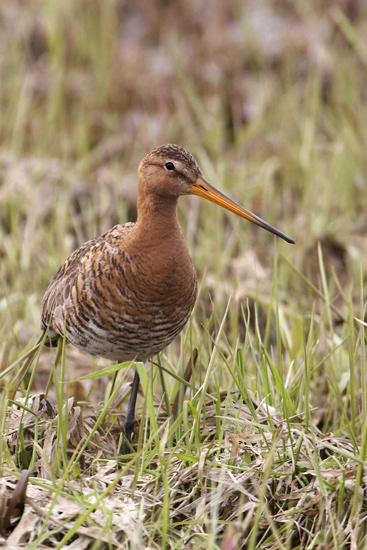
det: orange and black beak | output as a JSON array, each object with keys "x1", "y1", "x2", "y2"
[{"x1": 191, "y1": 175, "x2": 295, "y2": 244}]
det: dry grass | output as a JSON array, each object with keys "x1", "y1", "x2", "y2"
[
  {"x1": 2, "y1": 387, "x2": 366, "y2": 549},
  {"x1": 1, "y1": 0, "x2": 367, "y2": 548}
]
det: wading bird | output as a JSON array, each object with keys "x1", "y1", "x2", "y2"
[{"x1": 41, "y1": 145, "x2": 294, "y2": 451}]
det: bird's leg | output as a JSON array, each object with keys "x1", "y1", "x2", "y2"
[{"x1": 124, "y1": 368, "x2": 140, "y2": 453}]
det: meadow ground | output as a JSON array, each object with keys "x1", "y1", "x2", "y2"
[{"x1": 1, "y1": 1, "x2": 367, "y2": 548}]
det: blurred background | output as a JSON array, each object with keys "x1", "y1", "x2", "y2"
[{"x1": 1, "y1": 0, "x2": 366, "y2": 407}]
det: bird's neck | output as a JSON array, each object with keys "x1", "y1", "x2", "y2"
[{"x1": 135, "y1": 188, "x2": 181, "y2": 240}]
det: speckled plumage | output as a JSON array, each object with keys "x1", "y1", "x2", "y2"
[{"x1": 41, "y1": 145, "x2": 199, "y2": 361}]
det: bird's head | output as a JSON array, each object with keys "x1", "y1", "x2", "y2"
[
  {"x1": 138, "y1": 144, "x2": 201, "y2": 198},
  {"x1": 139, "y1": 144, "x2": 295, "y2": 244}
]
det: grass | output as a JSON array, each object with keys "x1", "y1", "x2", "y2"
[{"x1": 1, "y1": 0, "x2": 367, "y2": 548}]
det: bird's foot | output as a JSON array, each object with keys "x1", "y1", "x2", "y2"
[{"x1": 123, "y1": 418, "x2": 135, "y2": 454}]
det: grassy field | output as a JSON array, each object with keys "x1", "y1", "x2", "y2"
[{"x1": 1, "y1": 1, "x2": 367, "y2": 548}]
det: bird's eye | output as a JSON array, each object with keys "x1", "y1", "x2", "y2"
[{"x1": 164, "y1": 162, "x2": 175, "y2": 171}]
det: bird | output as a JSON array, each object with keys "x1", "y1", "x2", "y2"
[{"x1": 41, "y1": 144, "x2": 294, "y2": 451}]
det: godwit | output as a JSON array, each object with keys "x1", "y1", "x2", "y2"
[{"x1": 41, "y1": 144, "x2": 294, "y2": 451}]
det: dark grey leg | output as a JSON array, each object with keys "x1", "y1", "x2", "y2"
[{"x1": 124, "y1": 369, "x2": 140, "y2": 453}]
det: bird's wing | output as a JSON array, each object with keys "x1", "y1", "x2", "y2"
[{"x1": 40, "y1": 223, "x2": 134, "y2": 335}]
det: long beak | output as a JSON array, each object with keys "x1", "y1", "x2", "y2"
[{"x1": 191, "y1": 175, "x2": 295, "y2": 244}]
